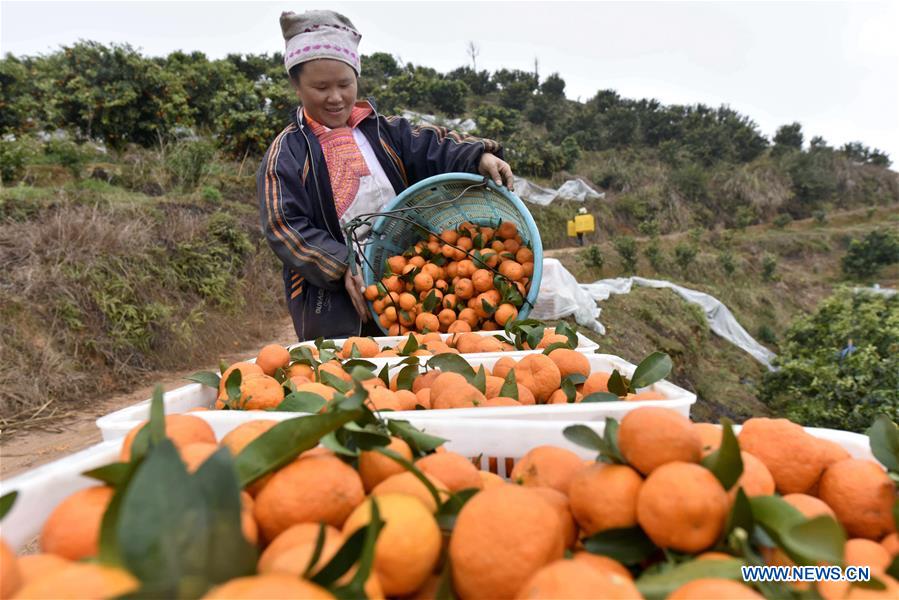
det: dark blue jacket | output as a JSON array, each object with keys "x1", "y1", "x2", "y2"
[{"x1": 257, "y1": 100, "x2": 502, "y2": 341}]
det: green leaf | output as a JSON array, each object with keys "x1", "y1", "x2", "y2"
[
  {"x1": 470, "y1": 365, "x2": 487, "y2": 394},
  {"x1": 607, "y1": 369, "x2": 630, "y2": 396},
  {"x1": 563, "y1": 424, "x2": 604, "y2": 452},
  {"x1": 636, "y1": 558, "x2": 746, "y2": 600},
  {"x1": 561, "y1": 377, "x2": 577, "y2": 403},
  {"x1": 186, "y1": 371, "x2": 220, "y2": 389},
  {"x1": 277, "y1": 392, "x2": 327, "y2": 413},
  {"x1": 116, "y1": 440, "x2": 210, "y2": 598},
  {"x1": 750, "y1": 496, "x2": 846, "y2": 566},
  {"x1": 427, "y1": 353, "x2": 475, "y2": 379},
  {"x1": 600, "y1": 418, "x2": 625, "y2": 464},
  {"x1": 437, "y1": 488, "x2": 480, "y2": 532},
  {"x1": 342, "y1": 422, "x2": 392, "y2": 451},
  {"x1": 564, "y1": 373, "x2": 588, "y2": 386},
  {"x1": 289, "y1": 345, "x2": 318, "y2": 365},
  {"x1": 224, "y1": 368, "x2": 243, "y2": 409},
  {"x1": 480, "y1": 298, "x2": 497, "y2": 317},
  {"x1": 435, "y1": 554, "x2": 456, "y2": 600},
  {"x1": 888, "y1": 555, "x2": 899, "y2": 579},
  {"x1": 378, "y1": 363, "x2": 390, "y2": 387},
  {"x1": 349, "y1": 343, "x2": 362, "y2": 359},
  {"x1": 581, "y1": 392, "x2": 621, "y2": 403},
  {"x1": 583, "y1": 526, "x2": 658, "y2": 565},
  {"x1": 866, "y1": 415, "x2": 899, "y2": 473},
  {"x1": 387, "y1": 420, "x2": 447, "y2": 456},
  {"x1": 423, "y1": 289, "x2": 439, "y2": 313},
  {"x1": 304, "y1": 523, "x2": 329, "y2": 578},
  {"x1": 725, "y1": 487, "x2": 754, "y2": 538},
  {"x1": 218, "y1": 360, "x2": 229, "y2": 376},
  {"x1": 191, "y1": 448, "x2": 257, "y2": 587},
  {"x1": 316, "y1": 498, "x2": 384, "y2": 592},
  {"x1": 83, "y1": 462, "x2": 134, "y2": 487},
  {"x1": 148, "y1": 385, "x2": 166, "y2": 444},
  {"x1": 554, "y1": 321, "x2": 579, "y2": 348},
  {"x1": 343, "y1": 359, "x2": 377, "y2": 372},
  {"x1": 319, "y1": 370, "x2": 352, "y2": 394},
  {"x1": 701, "y1": 419, "x2": 744, "y2": 490},
  {"x1": 235, "y1": 409, "x2": 363, "y2": 487},
  {"x1": 500, "y1": 369, "x2": 519, "y2": 400},
  {"x1": 401, "y1": 333, "x2": 420, "y2": 356},
  {"x1": 541, "y1": 342, "x2": 570, "y2": 355},
  {"x1": 396, "y1": 363, "x2": 420, "y2": 391},
  {"x1": 98, "y1": 485, "x2": 127, "y2": 567},
  {"x1": 0, "y1": 491, "x2": 18, "y2": 520},
  {"x1": 631, "y1": 352, "x2": 673, "y2": 390}
]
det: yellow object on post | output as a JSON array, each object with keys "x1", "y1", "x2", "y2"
[
  {"x1": 567, "y1": 220, "x2": 577, "y2": 237},
  {"x1": 575, "y1": 214, "x2": 595, "y2": 233}
]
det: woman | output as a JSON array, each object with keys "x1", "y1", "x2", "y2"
[{"x1": 258, "y1": 9, "x2": 515, "y2": 341}]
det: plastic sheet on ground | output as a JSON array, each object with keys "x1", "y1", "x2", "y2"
[
  {"x1": 852, "y1": 284, "x2": 897, "y2": 297},
  {"x1": 400, "y1": 110, "x2": 476, "y2": 133},
  {"x1": 514, "y1": 176, "x2": 606, "y2": 205},
  {"x1": 581, "y1": 276, "x2": 777, "y2": 370},
  {"x1": 530, "y1": 259, "x2": 604, "y2": 332}
]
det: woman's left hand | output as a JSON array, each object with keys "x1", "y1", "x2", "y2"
[{"x1": 478, "y1": 153, "x2": 515, "y2": 191}]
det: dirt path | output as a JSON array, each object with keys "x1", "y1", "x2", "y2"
[{"x1": 0, "y1": 319, "x2": 297, "y2": 479}]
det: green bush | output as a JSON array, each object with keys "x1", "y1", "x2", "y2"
[
  {"x1": 165, "y1": 139, "x2": 217, "y2": 190},
  {"x1": 757, "y1": 323, "x2": 777, "y2": 346},
  {"x1": 772, "y1": 214, "x2": 792, "y2": 229},
  {"x1": 673, "y1": 243, "x2": 697, "y2": 273},
  {"x1": 580, "y1": 245, "x2": 605, "y2": 271},
  {"x1": 758, "y1": 289, "x2": 899, "y2": 432},
  {"x1": 614, "y1": 236, "x2": 638, "y2": 273},
  {"x1": 643, "y1": 238, "x2": 664, "y2": 271},
  {"x1": 718, "y1": 250, "x2": 736, "y2": 276},
  {"x1": 201, "y1": 186, "x2": 222, "y2": 202},
  {"x1": 841, "y1": 229, "x2": 899, "y2": 280},
  {"x1": 761, "y1": 254, "x2": 778, "y2": 281},
  {"x1": 813, "y1": 209, "x2": 827, "y2": 225},
  {"x1": 0, "y1": 137, "x2": 32, "y2": 183}
]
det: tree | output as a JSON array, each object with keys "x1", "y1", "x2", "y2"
[
  {"x1": 540, "y1": 73, "x2": 566, "y2": 98},
  {"x1": 466, "y1": 41, "x2": 479, "y2": 71},
  {"x1": 772, "y1": 122, "x2": 803, "y2": 155}
]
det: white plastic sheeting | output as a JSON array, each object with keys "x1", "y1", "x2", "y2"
[
  {"x1": 531, "y1": 260, "x2": 778, "y2": 370},
  {"x1": 400, "y1": 110, "x2": 477, "y2": 133},
  {"x1": 530, "y1": 259, "x2": 605, "y2": 332},
  {"x1": 514, "y1": 176, "x2": 606, "y2": 206}
]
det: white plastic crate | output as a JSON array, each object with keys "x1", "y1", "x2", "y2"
[
  {"x1": 0, "y1": 420, "x2": 877, "y2": 554},
  {"x1": 95, "y1": 354, "x2": 695, "y2": 441}
]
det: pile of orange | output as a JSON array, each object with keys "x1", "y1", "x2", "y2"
[
  {"x1": 5, "y1": 408, "x2": 896, "y2": 599},
  {"x1": 363, "y1": 220, "x2": 534, "y2": 334}
]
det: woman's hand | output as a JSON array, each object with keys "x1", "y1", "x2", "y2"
[
  {"x1": 478, "y1": 153, "x2": 515, "y2": 191},
  {"x1": 344, "y1": 266, "x2": 370, "y2": 322}
]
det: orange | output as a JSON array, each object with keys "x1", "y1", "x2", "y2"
[
  {"x1": 217, "y1": 362, "x2": 264, "y2": 402},
  {"x1": 119, "y1": 414, "x2": 216, "y2": 461},
  {"x1": 479, "y1": 471, "x2": 506, "y2": 489},
  {"x1": 456, "y1": 259, "x2": 476, "y2": 278},
  {"x1": 359, "y1": 437, "x2": 413, "y2": 492},
  {"x1": 472, "y1": 269, "x2": 494, "y2": 293},
  {"x1": 449, "y1": 485, "x2": 562, "y2": 600},
  {"x1": 819, "y1": 458, "x2": 896, "y2": 540},
  {"x1": 429, "y1": 373, "x2": 484, "y2": 409},
  {"x1": 531, "y1": 487, "x2": 578, "y2": 549},
  {"x1": 547, "y1": 348, "x2": 590, "y2": 379},
  {"x1": 569, "y1": 463, "x2": 643, "y2": 536},
  {"x1": 371, "y1": 471, "x2": 449, "y2": 513},
  {"x1": 387, "y1": 255, "x2": 407, "y2": 274},
  {"x1": 515, "y1": 384, "x2": 537, "y2": 405},
  {"x1": 1, "y1": 538, "x2": 22, "y2": 598},
  {"x1": 510, "y1": 445, "x2": 585, "y2": 494},
  {"x1": 503, "y1": 238, "x2": 521, "y2": 254},
  {"x1": 447, "y1": 319, "x2": 472, "y2": 333},
  {"x1": 413, "y1": 272, "x2": 434, "y2": 293},
  {"x1": 415, "y1": 312, "x2": 440, "y2": 333},
  {"x1": 204, "y1": 574, "x2": 334, "y2": 599},
  {"x1": 257, "y1": 522, "x2": 339, "y2": 573},
  {"x1": 497, "y1": 221, "x2": 518, "y2": 240},
  {"x1": 513, "y1": 354, "x2": 562, "y2": 403},
  {"x1": 737, "y1": 418, "x2": 827, "y2": 494},
  {"x1": 484, "y1": 375, "x2": 506, "y2": 398},
  {"x1": 494, "y1": 303, "x2": 519, "y2": 326},
  {"x1": 845, "y1": 538, "x2": 892, "y2": 572},
  {"x1": 343, "y1": 494, "x2": 441, "y2": 596},
  {"x1": 40, "y1": 486, "x2": 114, "y2": 560},
  {"x1": 341, "y1": 336, "x2": 379, "y2": 358},
  {"x1": 571, "y1": 552, "x2": 633, "y2": 581},
  {"x1": 179, "y1": 442, "x2": 218, "y2": 472},
  {"x1": 12, "y1": 563, "x2": 138, "y2": 599},
  {"x1": 514, "y1": 559, "x2": 642, "y2": 599},
  {"x1": 522, "y1": 262, "x2": 535, "y2": 277},
  {"x1": 255, "y1": 344, "x2": 290, "y2": 376},
  {"x1": 516, "y1": 247, "x2": 534, "y2": 263},
  {"x1": 626, "y1": 390, "x2": 666, "y2": 401},
  {"x1": 537, "y1": 333, "x2": 569, "y2": 349},
  {"x1": 492, "y1": 356, "x2": 518, "y2": 380},
  {"x1": 782, "y1": 493, "x2": 836, "y2": 518},
  {"x1": 285, "y1": 362, "x2": 314, "y2": 380},
  {"x1": 219, "y1": 419, "x2": 278, "y2": 493},
  {"x1": 415, "y1": 451, "x2": 483, "y2": 492},
  {"x1": 412, "y1": 369, "x2": 443, "y2": 393},
  {"x1": 383, "y1": 274, "x2": 404, "y2": 294},
  {"x1": 440, "y1": 229, "x2": 459, "y2": 245},
  {"x1": 454, "y1": 278, "x2": 475, "y2": 300},
  {"x1": 618, "y1": 407, "x2": 702, "y2": 475},
  {"x1": 453, "y1": 332, "x2": 483, "y2": 354},
  {"x1": 693, "y1": 422, "x2": 722, "y2": 456},
  {"x1": 732, "y1": 451, "x2": 776, "y2": 499},
  {"x1": 240, "y1": 492, "x2": 258, "y2": 545},
  {"x1": 366, "y1": 387, "x2": 403, "y2": 412},
  {"x1": 364, "y1": 284, "x2": 380, "y2": 301},
  {"x1": 437, "y1": 308, "x2": 457, "y2": 330},
  {"x1": 669, "y1": 579, "x2": 763, "y2": 599},
  {"x1": 15, "y1": 553, "x2": 70, "y2": 587},
  {"x1": 394, "y1": 389, "x2": 418, "y2": 411},
  {"x1": 414, "y1": 388, "x2": 432, "y2": 409},
  {"x1": 222, "y1": 374, "x2": 285, "y2": 410},
  {"x1": 456, "y1": 308, "x2": 478, "y2": 328},
  {"x1": 883, "y1": 533, "x2": 899, "y2": 557},
  {"x1": 499, "y1": 260, "x2": 524, "y2": 282},
  {"x1": 637, "y1": 462, "x2": 729, "y2": 553},
  {"x1": 253, "y1": 453, "x2": 364, "y2": 541},
  {"x1": 318, "y1": 360, "x2": 351, "y2": 383},
  {"x1": 481, "y1": 396, "x2": 522, "y2": 407},
  {"x1": 580, "y1": 371, "x2": 611, "y2": 395}
]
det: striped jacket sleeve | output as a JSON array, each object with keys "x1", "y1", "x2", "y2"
[
  {"x1": 257, "y1": 127, "x2": 349, "y2": 291},
  {"x1": 381, "y1": 116, "x2": 503, "y2": 185}
]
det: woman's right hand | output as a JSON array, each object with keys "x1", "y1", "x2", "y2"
[{"x1": 344, "y1": 266, "x2": 370, "y2": 322}]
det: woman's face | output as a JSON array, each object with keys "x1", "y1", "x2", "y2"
[{"x1": 295, "y1": 59, "x2": 358, "y2": 129}]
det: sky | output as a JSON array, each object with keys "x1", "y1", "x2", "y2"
[{"x1": 2, "y1": 0, "x2": 898, "y2": 163}]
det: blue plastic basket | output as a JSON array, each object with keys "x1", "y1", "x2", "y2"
[{"x1": 361, "y1": 173, "x2": 543, "y2": 332}]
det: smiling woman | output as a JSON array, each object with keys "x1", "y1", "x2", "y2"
[{"x1": 258, "y1": 9, "x2": 516, "y2": 342}]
